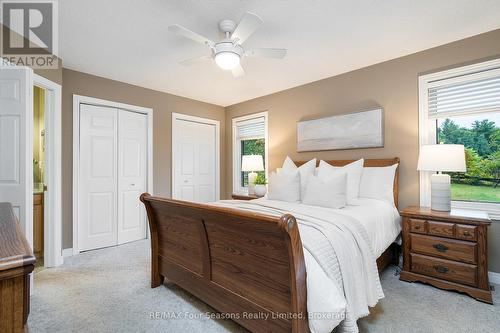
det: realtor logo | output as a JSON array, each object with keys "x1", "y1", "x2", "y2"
[{"x1": 1, "y1": 0, "x2": 58, "y2": 68}]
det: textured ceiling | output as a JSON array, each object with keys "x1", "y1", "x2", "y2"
[{"x1": 60, "y1": 0, "x2": 500, "y2": 106}]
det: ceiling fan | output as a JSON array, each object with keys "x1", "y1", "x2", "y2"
[{"x1": 168, "y1": 12, "x2": 287, "y2": 77}]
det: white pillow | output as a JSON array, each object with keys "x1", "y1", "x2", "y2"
[
  {"x1": 317, "y1": 159, "x2": 364, "y2": 204},
  {"x1": 359, "y1": 164, "x2": 398, "y2": 204},
  {"x1": 280, "y1": 156, "x2": 317, "y2": 200},
  {"x1": 302, "y1": 174, "x2": 347, "y2": 209},
  {"x1": 267, "y1": 170, "x2": 301, "y2": 202}
]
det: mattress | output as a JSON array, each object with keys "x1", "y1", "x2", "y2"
[
  {"x1": 250, "y1": 197, "x2": 401, "y2": 257},
  {"x1": 332, "y1": 198, "x2": 402, "y2": 257},
  {"x1": 213, "y1": 198, "x2": 402, "y2": 333}
]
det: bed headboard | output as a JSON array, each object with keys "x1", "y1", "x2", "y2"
[{"x1": 294, "y1": 158, "x2": 400, "y2": 208}]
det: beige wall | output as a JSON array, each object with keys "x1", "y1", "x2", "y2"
[
  {"x1": 34, "y1": 60, "x2": 63, "y2": 85},
  {"x1": 61, "y1": 69, "x2": 225, "y2": 248},
  {"x1": 225, "y1": 29, "x2": 500, "y2": 272}
]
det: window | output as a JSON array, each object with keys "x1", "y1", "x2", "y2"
[
  {"x1": 232, "y1": 112, "x2": 268, "y2": 193},
  {"x1": 419, "y1": 59, "x2": 500, "y2": 219}
]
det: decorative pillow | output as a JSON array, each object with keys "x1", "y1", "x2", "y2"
[
  {"x1": 302, "y1": 174, "x2": 347, "y2": 209},
  {"x1": 267, "y1": 170, "x2": 301, "y2": 202},
  {"x1": 359, "y1": 164, "x2": 398, "y2": 204},
  {"x1": 317, "y1": 159, "x2": 364, "y2": 204},
  {"x1": 280, "y1": 156, "x2": 317, "y2": 200}
]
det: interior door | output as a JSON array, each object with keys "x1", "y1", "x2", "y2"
[
  {"x1": 117, "y1": 110, "x2": 147, "y2": 244},
  {"x1": 173, "y1": 117, "x2": 217, "y2": 203},
  {"x1": 0, "y1": 66, "x2": 33, "y2": 246},
  {"x1": 79, "y1": 104, "x2": 118, "y2": 251}
]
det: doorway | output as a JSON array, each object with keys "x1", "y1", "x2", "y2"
[
  {"x1": 172, "y1": 113, "x2": 220, "y2": 203},
  {"x1": 0, "y1": 67, "x2": 62, "y2": 273},
  {"x1": 33, "y1": 86, "x2": 46, "y2": 270},
  {"x1": 33, "y1": 74, "x2": 63, "y2": 269}
]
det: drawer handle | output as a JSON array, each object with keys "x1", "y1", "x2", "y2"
[
  {"x1": 434, "y1": 265, "x2": 449, "y2": 274},
  {"x1": 432, "y1": 243, "x2": 448, "y2": 252},
  {"x1": 414, "y1": 225, "x2": 421, "y2": 230},
  {"x1": 463, "y1": 231, "x2": 471, "y2": 236}
]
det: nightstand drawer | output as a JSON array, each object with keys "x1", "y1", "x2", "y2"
[
  {"x1": 411, "y1": 254, "x2": 477, "y2": 287},
  {"x1": 409, "y1": 218, "x2": 426, "y2": 234},
  {"x1": 427, "y1": 220, "x2": 454, "y2": 237},
  {"x1": 411, "y1": 234, "x2": 477, "y2": 264},
  {"x1": 456, "y1": 224, "x2": 477, "y2": 241}
]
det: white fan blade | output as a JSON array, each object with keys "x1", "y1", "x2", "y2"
[
  {"x1": 168, "y1": 24, "x2": 214, "y2": 47},
  {"x1": 231, "y1": 12, "x2": 263, "y2": 44},
  {"x1": 245, "y1": 48, "x2": 287, "y2": 59},
  {"x1": 232, "y1": 64, "x2": 245, "y2": 78},
  {"x1": 179, "y1": 55, "x2": 212, "y2": 66}
]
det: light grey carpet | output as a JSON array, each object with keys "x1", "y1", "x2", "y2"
[{"x1": 28, "y1": 240, "x2": 499, "y2": 333}]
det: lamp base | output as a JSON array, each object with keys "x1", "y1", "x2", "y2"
[
  {"x1": 248, "y1": 172, "x2": 257, "y2": 195},
  {"x1": 431, "y1": 173, "x2": 451, "y2": 212}
]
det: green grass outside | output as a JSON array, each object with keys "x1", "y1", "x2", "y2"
[{"x1": 451, "y1": 183, "x2": 500, "y2": 203}]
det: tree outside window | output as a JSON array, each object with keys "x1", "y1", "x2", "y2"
[
  {"x1": 437, "y1": 114, "x2": 500, "y2": 203},
  {"x1": 240, "y1": 139, "x2": 265, "y2": 187}
]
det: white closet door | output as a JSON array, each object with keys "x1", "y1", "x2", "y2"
[
  {"x1": 0, "y1": 67, "x2": 32, "y2": 244},
  {"x1": 79, "y1": 104, "x2": 118, "y2": 251},
  {"x1": 173, "y1": 118, "x2": 216, "y2": 203},
  {"x1": 117, "y1": 110, "x2": 147, "y2": 244}
]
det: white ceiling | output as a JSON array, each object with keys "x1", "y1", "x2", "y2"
[{"x1": 60, "y1": 0, "x2": 500, "y2": 107}]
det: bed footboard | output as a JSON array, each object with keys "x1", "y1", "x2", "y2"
[{"x1": 140, "y1": 194, "x2": 308, "y2": 333}]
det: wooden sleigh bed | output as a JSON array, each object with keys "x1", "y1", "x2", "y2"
[{"x1": 140, "y1": 158, "x2": 400, "y2": 333}]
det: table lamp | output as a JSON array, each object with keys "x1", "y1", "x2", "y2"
[
  {"x1": 417, "y1": 144, "x2": 466, "y2": 211},
  {"x1": 241, "y1": 155, "x2": 264, "y2": 195}
]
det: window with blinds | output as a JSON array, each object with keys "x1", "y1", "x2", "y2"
[
  {"x1": 235, "y1": 117, "x2": 266, "y2": 140},
  {"x1": 428, "y1": 68, "x2": 500, "y2": 118},
  {"x1": 422, "y1": 63, "x2": 500, "y2": 208},
  {"x1": 232, "y1": 113, "x2": 268, "y2": 192}
]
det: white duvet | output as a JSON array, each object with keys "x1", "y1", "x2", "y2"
[{"x1": 212, "y1": 198, "x2": 401, "y2": 333}]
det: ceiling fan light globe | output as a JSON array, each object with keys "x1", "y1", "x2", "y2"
[{"x1": 215, "y1": 52, "x2": 240, "y2": 70}]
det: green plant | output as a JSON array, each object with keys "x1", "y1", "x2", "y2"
[{"x1": 254, "y1": 174, "x2": 267, "y2": 185}]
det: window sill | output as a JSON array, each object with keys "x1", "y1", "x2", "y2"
[
  {"x1": 233, "y1": 188, "x2": 248, "y2": 196},
  {"x1": 451, "y1": 201, "x2": 500, "y2": 221}
]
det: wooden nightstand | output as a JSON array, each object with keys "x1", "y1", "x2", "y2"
[
  {"x1": 400, "y1": 206, "x2": 492, "y2": 303},
  {"x1": 231, "y1": 194, "x2": 258, "y2": 200}
]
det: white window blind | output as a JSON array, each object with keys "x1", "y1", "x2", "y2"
[
  {"x1": 428, "y1": 68, "x2": 500, "y2": 118},
  {"x1": 235, "y1": 117, "x2": 265, "y2": 140}
]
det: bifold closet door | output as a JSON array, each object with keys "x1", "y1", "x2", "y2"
[
  {"x1": 79, "y1": 104, "x2": 118, "y2": 251},
  {"x1": 117, "y1": 110, "x2": 147, "y2": 244}
]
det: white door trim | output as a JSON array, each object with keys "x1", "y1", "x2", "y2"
[
  {"x1": 72, "y1": 94, "x2": 154, "y2": 255},
  {"x1": 33, "y1": 74, "x2": 63, "y2": 267},
  {"x1": 171, "y1": 112, "x2": 220, "y2": 201}
]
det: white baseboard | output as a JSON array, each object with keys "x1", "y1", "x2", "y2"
[
  {"x1": 62, "y1": 248, "x2": 73, "y2": 258},
  {"x1": 489, "y1": 271, "x2": 500, "y2": 285}
]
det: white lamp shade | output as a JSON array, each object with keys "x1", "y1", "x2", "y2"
[
  {"x1": 417, "y1": 144, "x2": 466, "y2": 172},
  {"x1": 241, "y1": 155, "x2": 264, "y2": 172}
]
